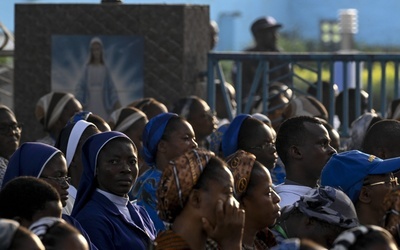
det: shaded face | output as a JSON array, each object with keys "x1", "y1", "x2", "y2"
[
  {"x1": 299, "y1": 122, "x2": 336, "y2": 179},
  {"x1": 40, "y1": 154, "x2": 69, "y2": 207},
  {"x1": 242, "y1": 166, "x2": 281, "y2": 228},
  {"x1": 70, "y1": 126, "x2": 99, "y2": 188},
  {"x1": 268, "y1": 94, "x2": 289, "y2": 131},
  {"x1": 145, "y1": 103, "x2": 168, "y2": 120},
  {"x1": 0, "y1": 109, "x2": 21, "y2": 159},
  {"x1": 256, "y1": 28, "x2": 278, "y2": 49},
  {"x1": 96, "y1": 139, "x2": 138, "y2": 197},
  {"x1": 363, "y1": 173, "x2": 398, "y2": 221},
  {"x1": 32, "y1": 200, "x2": 63, "y2": 226},
  {"x1": 162, "y1": 120, "x2": 198, "y2": 161},
  {"x1": 243, "y1": 124, "x2": 278, "y2": 170},
  {"x1": 59, "y1": 99, "x2": 83, "y2": 129},
  {"x1": 198, "y1": 166, "x2": 237, "y2": 227},
  {"x1": 187, "y1": 99, "x2": 217, "y2": 140},
  {"x1": 124, "y1": 117, "x2": 148, "y2": 156},
  {"x1": 57, "y1": 233, "x2": 89, "y2": 250}
]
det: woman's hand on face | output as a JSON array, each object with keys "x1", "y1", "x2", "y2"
[{"x1": 202, "y1": 198, "x2": 245, "y2": 250}]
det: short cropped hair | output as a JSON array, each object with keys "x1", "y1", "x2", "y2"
[{"x1": 0, "y1": 177, "x2": 60, "y2": 221}]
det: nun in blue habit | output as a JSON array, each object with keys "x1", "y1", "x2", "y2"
[
  {"x1": 1, "y1": 142, "x2": 98, "y2": 250},
  {"x1": 71, "y1": 131, "x2": 156, "y2": 250}
]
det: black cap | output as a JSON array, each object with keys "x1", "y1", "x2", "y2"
[{"x1": 251, "y1": 16, "x2": 282, "y2": 34}]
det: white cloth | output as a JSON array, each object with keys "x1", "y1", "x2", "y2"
[
  {"x1": 96, "y1": 189, "x2": 134, "y2": 224},
  {"x1": 275, "y1": 184, "x2": 312, "y2": 209}
]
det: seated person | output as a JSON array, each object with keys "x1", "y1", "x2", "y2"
[
  {"x1": 171, "y1": 95, "x2": 218, "y2": 149},
  {"x1": 272, "y1": 186, "x2": 359, "y2": 248},
  {"x1": 55, "y1": 120, "x2": 100, "y2": 214},
  {"x1": 71, "y1": 131, "x2": 156, "y2": 249},
  {"x1": 35, "y1": 92, "x2": 82, "y2": 146},
  {"x1": 222, "y1": 114, "x2": 278, "y2": 171},
  {"x1": 320, "y1": 150, "x2": 400, "y2": 226},
  {"x1": 0, "y1": 176, "x2": 62, "y2": 228},
  {"x1": 154, "y1": 148, "x2": 244, "y2": 250},
  {"x1": 226, "y1": 150, "x2": 281, "y2": 249}
]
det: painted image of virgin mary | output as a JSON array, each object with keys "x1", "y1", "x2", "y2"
[{"x1": 75, "y1": 37, "x2": 121, "y2": 120}]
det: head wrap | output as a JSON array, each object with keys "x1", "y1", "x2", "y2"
[
  {"x1": 71, "y1": 131, "x2": 135, "y2": 217},
  {"x1": 331, "y1": 225, "x2": 392, "y2": 250},
  {"x1": 209, "y1": 123, "x2": 229, "y2": 156},
  {"x1": 221, "y1": 114, "x2": 251, "y2": 157},
  {"x1": 66, "y1": 111, "x2": 92, "y2": 126},
  {"x1": 55, "y1": 120, "x2": 97, "y2": 167},
  {"x1": 35, "y1": 92, "x2": 76, "y2": 130},
  {"x1": 225, "y1": 150, "x2": 256, "y2": 200},
  {"x1": 29, "y1": 217, "x2": 64, "y2": 240},
  {"x1": 109, "y1": 107, "x2": 147, "y2": 132},
  {"x1": 157, "y1": 148, "x2": 215, "y2": 223},
  {"x1": 0, "y1": 104, "x2": 14, "y2": 115},
  {"x1": 281, "y1": 186, "x2": 359, "y2": 228},
  {"x1": 0, "y1": 219, "x2": 20, "y2": 249},
  {"x1": 142, "y1": 113, "x2": 179, "y2": 166},
  {"x1": 2, "y1": 142, "x2": 61, "y2": 188},
  {"x1": 252, "y1": 113, "x2": 272, "y2": 126}
]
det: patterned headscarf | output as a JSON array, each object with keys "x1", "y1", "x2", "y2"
[
  {"x1": 225, "y1": 150, "x2": 256, "y2": 200},
  {"x1": 157, "y1": 148, "x2": 215, "y2": 223},
  {"x1": 209, "y1": 123, "x2": 229, "y2": 156},
  {"x1": 142, "y1": 113, "x2": 179, "y2": 166},
  {"x1": 221, "y1": 114, "x2": 251, "y2": 157},
  {"x1": 35, "y1": 92, "x2": 77, "y2": 130},
  {"x1": 2, "y1": 142, "x2": 61, "y2": 188},
  {"x1": 0, "y1": 219, "x2": 20, "y2": 249},
  {"x1": 281, "y1": 186, "x2": 359, "y2": 229},
  {"x1": 71, "y1": 131, "x2": 135, "y2": 217},
  {"x1": 331, "y1": 225, "x2": 394, "y2": 250},
  {"x1": 109, "y1": 107, "x2": 147, "y2": 132}
]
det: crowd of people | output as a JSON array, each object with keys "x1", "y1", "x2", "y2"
[{"x1": 1, "y1": 15, "x2": 400, "y2": 250}]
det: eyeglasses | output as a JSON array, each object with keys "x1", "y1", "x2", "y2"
[
  {"x1": 0, "y1": 123, "x2": 22, "y2": 135},
  {"x1": 248, "y1": 142, "x2": 275, "y2": 151},
  {"x1": 363, "y1": 177, "x2": 399, "y2": 188},
  {"x1": 40, "y1": 175, "x2": 71, "y2": 185}
]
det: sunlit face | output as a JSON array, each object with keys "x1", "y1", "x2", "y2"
[
  {"x1": 0, "y1": 109, "x2": 21, "y2": 159},
  {"x1": 162, "y1": 120, "x2": 198, "y2": 161},
  {"x1": 298, "y1": 122, "x2": 336, "y2": 179},
  {"x1": 242, "y1": 166, "x2": 281, "y2": 229},
  {"x1": 96, "y1": 138, "x2": 138, "y2": 197},
  {"x1": 198, "y1": 166, "x2": 237, "y2": 227},
  {"x1": 40, "y1": 153, "x2": 69, "y2": 207}
]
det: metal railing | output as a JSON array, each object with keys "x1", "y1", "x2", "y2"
[{"x1": 207, "y1": 51, "x2": 400, "y2": 136}]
